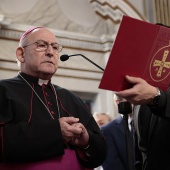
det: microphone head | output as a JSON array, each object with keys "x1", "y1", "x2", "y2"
[{"x1": 60, "y1": 54, "x2": 69, "y2": 61}]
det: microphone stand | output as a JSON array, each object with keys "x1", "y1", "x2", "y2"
[
  {"x1": 67, "y1": 54, "x2": 105, "y2": 71},
  {"x1": 61, "y1": 53, "x2": 133, "y2": 169}
]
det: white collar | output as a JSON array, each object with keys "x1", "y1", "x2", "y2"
[{"x1": 38, "y1": 79, "x2": 49, "y2": 86}]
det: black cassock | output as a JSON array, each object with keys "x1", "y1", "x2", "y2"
[{"x1": 0, "y1": 72, "x2": 106, "y2": 168}]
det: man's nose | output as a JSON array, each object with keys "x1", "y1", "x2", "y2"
[{"x1": 45, "y1": 44, "x2": 54, "y2": 57}]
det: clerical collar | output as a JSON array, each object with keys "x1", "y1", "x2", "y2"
[
  {"x1": 38, "y1": 79, "x2": 49, "y2": 86},
  {"x1": 18, "y1": 72, "x2": 51, "y2": 85}
]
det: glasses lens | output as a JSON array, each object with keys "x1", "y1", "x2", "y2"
[
  {"x1": 36, "y1": 41, "x2": 47, "y2": 51},
  {"x1": 35, "y1": 40, "x2": 62, "y2": 53},
  {"x1": 52, "y1": 43, "x2": 62, "y2": 53}
]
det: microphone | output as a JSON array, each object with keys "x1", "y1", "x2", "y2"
[
  {"x1": 118, "y1": 102, "x2": 132, "y2": 115},
  {"x1": 60, "y1": 54, "x2": 105, "y2": 71}
]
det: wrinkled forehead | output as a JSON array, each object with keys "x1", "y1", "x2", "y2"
[{"x1": 20, "y1": 26, "x2": 43, "y2": 43}]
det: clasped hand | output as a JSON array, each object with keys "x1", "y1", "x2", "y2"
[{"x1": 59, "y1": 117, "x2": 89, "y2": 148}]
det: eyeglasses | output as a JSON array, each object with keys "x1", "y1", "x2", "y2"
[{"x1": 23, "y1": 40, "x2": 63, "y2": 53}]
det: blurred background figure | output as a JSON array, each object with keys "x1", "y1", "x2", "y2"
[
  {"x1": 93, "y1": 113, "x2": 111, "y2": 170},
  {"x1": 101, "y1": 94, "x2": 135, "y2": 170},
  {"x1": 93, "y1": 112, "x2": 111, "y2": 127}
]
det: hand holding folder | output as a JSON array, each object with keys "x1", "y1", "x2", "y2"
[
  {"x1": 115, "y1": 75, "x2": 158, "y2": 105},
  {"x1": 99, "y1": 15, "x2": 170, "y2": 92}
]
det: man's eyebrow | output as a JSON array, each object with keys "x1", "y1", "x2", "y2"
[{"x1": 36, "y1": 39, "x2": 46, "y2": 42}]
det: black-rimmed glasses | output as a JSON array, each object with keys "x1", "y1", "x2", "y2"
[{"x1": 23, "y1": 40, "x2": 63, "y2": 53}]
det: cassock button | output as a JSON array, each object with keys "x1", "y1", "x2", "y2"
[
  {"x1": 45, "y1": 92, "x2": 49, "y2": 96},
  {"x1": 51, "y1": 111, "x2": 55, "y2": 114},
  {"x1": 48, "y1": 101, "x2": 52, "y2": 105}
]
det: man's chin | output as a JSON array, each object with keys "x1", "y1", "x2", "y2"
[
  {"x1": 43, "y1": 66, "x2": 57, "y2": 73},
  {"x1": 39, "y1": 69, "x2": 56, "y2": 79}
]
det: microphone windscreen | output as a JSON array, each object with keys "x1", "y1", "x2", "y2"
[
  {"x1": 118, "y1": 102, "x2": 132, "y2": 115},
  {"x1": 60, "y1": 55, "x2": 69, "y2": 61}
]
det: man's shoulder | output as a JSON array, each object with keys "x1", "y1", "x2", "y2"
[
  {"x1": 101, "y1": 116, "x2": 123, "y2": 130},
  {"x1": 0, "y1": 76, "x2": 20, "y2": 86}
]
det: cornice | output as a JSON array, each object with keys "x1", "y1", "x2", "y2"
[
  {"x1": 0, "y1": 25, "x2": 114, "y2": 52},
  {"x1": 0, "y1": 0, "x2": 145, "y2": 52},
  {"x1": 89, "y1": 0, "x2": 146, "y2": 22}
]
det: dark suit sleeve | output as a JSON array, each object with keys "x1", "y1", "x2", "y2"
[
  {"x1": 76, "y1": 117, "x2": 107, "y2": 168},
  {"x1": 101, "y1": 125, "x2": 125, "y2": 170},
  {"x1": 149, "y1": 90, "x2": 170, "y2": 119},
  {"x1": 134, "y1": 131, "x2": 143, "y2": 170}
]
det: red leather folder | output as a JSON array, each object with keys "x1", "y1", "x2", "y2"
[{"x1": 99, "y1": 15, "x2": 170, "y2": 92}]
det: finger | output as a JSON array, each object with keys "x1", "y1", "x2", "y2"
[
  {"x1": 72, "y1": 123, "x2": 85, "y2": 134},
  {"x1": 125, "y1": 75, "x2": 143, "y2": 84},
  {"x1": 71, "y1": 126, "x2": 83, "y2": 135},
  {"x1": 71, "y1": 123, "x2": 83, "y2": 128},
  {"x1": 116, "y1": 89, "x2": 136, "y2": 98},
  {"x1": 59, "y1": 117, "x2": 79, "y2": 125}
]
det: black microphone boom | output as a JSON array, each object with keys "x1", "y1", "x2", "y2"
[{"x1": 60, "y1": 54, "x2": 105, "y2": 71}]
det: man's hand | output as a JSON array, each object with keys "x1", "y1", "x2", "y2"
[
  {"x1": 59, "y1": 117, "x2": 89, "y2": 147},
  {"x1": 59, "y1": 117, "x2": 82, "y2": 143},
  {"x1": 70, "y1": 123, "x2": 89, "y2": 148},
  {"x1": 116, "y1": 76, "x2": 158, "y2": 105}
]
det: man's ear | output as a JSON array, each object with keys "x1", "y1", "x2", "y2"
[
  {"x1": 16, "y1": 47, "x2": 25, "y2": 63},
  {"x1": 115, "y1": 99, "x2": 120, "y2": 105}
]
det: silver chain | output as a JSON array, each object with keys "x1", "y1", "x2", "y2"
[
  {"x1": 51, "y1": 83, "x2": 61, "y2": 118},
  {"x1": 18, "y1": 72, "x2": 61, "y2": 119}
]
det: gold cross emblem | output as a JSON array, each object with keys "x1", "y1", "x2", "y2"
[{"x1": 153, "y1": 50, "x2": 170, "y2": 77}]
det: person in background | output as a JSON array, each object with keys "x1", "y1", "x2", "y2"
[
  {"x1": 93, "y1": 113, "x2": 111, "y2": 127},
  {"x1": 92, "y1": 112, "x2": 111, "y2": 170},
  {"x1": 116, "y1": 75, "x2": 170, "y2": 170},
  {"x1": 101, "y1": 95, "x2": 135, "y2": 170},
  {"x1": 0, "y1": 27, "x2": 107, "y2": 170}
]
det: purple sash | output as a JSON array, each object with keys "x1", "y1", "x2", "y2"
[{"x1": 0, "y1": 149, "x2": 85, "y2": 170}]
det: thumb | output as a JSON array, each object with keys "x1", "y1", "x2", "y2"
[{"x1": 125, "y1": 75, "x2": 142, "y2": 84}]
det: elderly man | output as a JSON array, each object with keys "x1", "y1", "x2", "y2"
[{"x1": 0, "y1": 27, "x2": 107, "y2": 170}]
